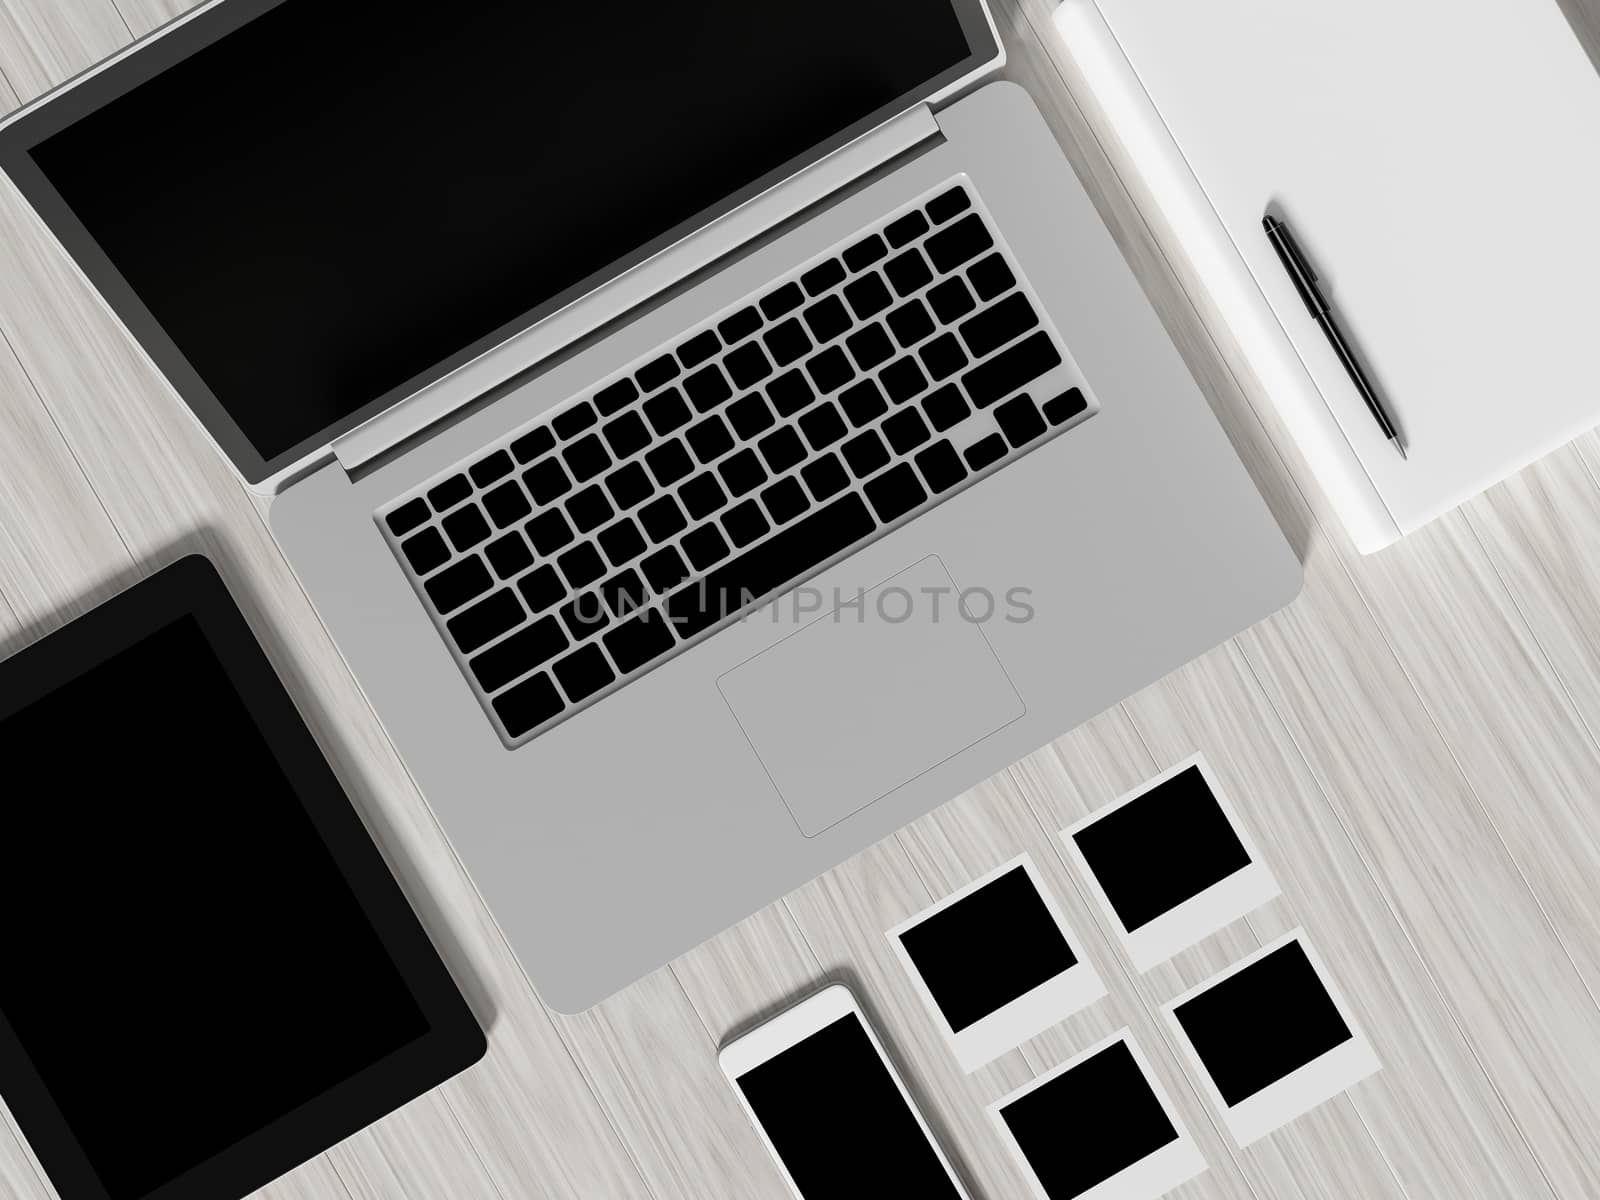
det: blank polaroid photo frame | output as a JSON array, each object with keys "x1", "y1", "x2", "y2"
[
  {"x1": 1061, "y1": 755, "x2": 1280, "y2": 972},
  {"x1": 990, "y1": 1030, "x2": 1207, "y2": 1200},
  {"x1": 1163, "y1": 930, "x2": 1380, "y2": 1146},
  {"x1": 888, "y1": 854, "x2": 1106, "y2": 1072}
]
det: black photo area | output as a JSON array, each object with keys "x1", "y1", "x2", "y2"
[
  {"x1": 898, "y1": 865, "x2": 1076, "y2": 1032},
  {"x1": 1172, "y1": 940, "x2": 1353, "y2": 1106},
  {"x1": 999, "y1": 1039, "x2": 1177, "y2": 1198},
  {"x1": 0, "y1": 616, "x2": 429, "y2": 1199},
  {"x1": 1072, "y1": 764, "x2": 1252, "y2": 931},
  {"x1": 735, "y1": 1014, "x2": 963, "y2": 1198}
]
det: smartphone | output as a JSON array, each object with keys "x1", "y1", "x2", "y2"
[{"x1": 719, "y1": 984, "x2": 970, "y2": 1198}]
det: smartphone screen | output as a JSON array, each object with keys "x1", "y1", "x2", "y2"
[{"x1": 733, "y1": 1012, "x2": 964, "y2": 1197}]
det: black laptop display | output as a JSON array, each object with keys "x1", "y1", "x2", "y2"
[{"x1": 0, "y1": 557, "x2": 485, "y2": 1200}]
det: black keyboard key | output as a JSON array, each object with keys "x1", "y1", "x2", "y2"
[
  {"x1": 553, "y1": 643, "x2": 616, "y2": 703},
  {"x1": 401, "y1": 527, "x2": 450, "y2": 575},
  {"x1": 428, "y1": 474, "x2": 471, "y2": 512},
  {"x1": 511, "y1": 425, "x2": 556, "y2": 464},
  {"x1": 493, "y1": 672, "x2": 564, "y2": 737},
  {"x1": 846, "y1": 323, "x2": 894, "y2": 371},
  {"x1": 881, "y1": 356, "x2": 929, "y2": 404},
  {"x1": 684, "y1": 364, "x2": 733, "y2": 411},
  {"x1": 601, "y1": 410, "x2": 651, "y2": 459},
  {"x1": 557, "y1": 542, "x2": 607, "y2": 589},
  {"x1": 885, "y1": 210, "x2": 930, "y2": 248},
  {"x1": 641, "y1": 545, "x2": 690, "y2": 593},
  {"x1": 963, "y1": 432, "x2": 1008, "y2": 471},
  {"x1": 968, "y1": 252, "x2": 1015, "y2": 301},
  {"x1": 960, "y1": 292, "x2": 1040, "y2": 359},
  {"x1": 485, "y1": 530, "x2": 535, "y2": 579},
  {"x1": 604, "y1": 462, "x2": 654, "y2": 510},
  {"x1": 995, "y1": 393, "x2": 1047, "y2": 448},
  {"x1": 604, "y1": 608, "x2": 675, "y2": 674},
  {"x1": 637, "y1": 353, "x2": 680, "y2": 391},
  {"x1": 726, "y1": 341, "x2": 774, "y2": 389},
  {"x1": 638, "y1": 494, "x2": 688, "y2": 542},
  {"x1": 719, "y1": 448, "x2": 769, "y2": 497},
  {"x1": 804, "y1": 345, "x2": 855, "y2": 394},
  {"x1": 682, "y1": 523, "x2": 731, "y2": 570},
  {"x1": 760, "y1": 281, "x2": 805, "y2": 319},
  {"x1": 566, "y1": 484, "x2": 614, "y2": 533},
  {"x1": 915, "y1": 439, "x2": 968, "y2": 493},
  {"x1": 843, "y1": 272, "x2": 893, "y2": 320},
  {"x1": 560, "y1": 591, "x2": 609, "y2": 641},
  {"x1": 562, "y1": 433, "x2": 611, "y2": 482},
  {"x1": 680, "y1": 472, "x2": 728, "y2": 519},
  {"x1": 517, "y1": 564, "x2": 566, "y2": 613},
  {"x1": 686, "y1": 414, "x2": 735, "y2": 464},
  {"x1": 927, "y1": 276, "x2": 977, "y2": 324},
  {"x1": 386, "y1": 498, "x2": 431, "y2": 538},
  {"x1": 884, "y1": 248, "x2": 933, "y2": 296},
  {"x1": 841, "y1": 430, "x2": 891, "y2": 478},
  {"x1": 679, "y1": 329, "x2": 721, "y2": 368},
  {"x1": 645, "y1": 438, "x2": 695, "y2": 486},
  {"x1": 598, "y1": 517, "x2": 648, "y2": 566},
  {"x1": 1043, "y1": 387, "x2": 1089, "y2": 425},
  {"x1": 801, "y1": 258, "x2": 846, "y2": 295},
  {"x1": 758, "y1": 426, "x2": 807, "y2": 474},
  {"x1": 643, "y1": 387, "x2": 692, "y2": 436},
  {"x1": 727, "y1": 393, "x2": 776, "y2": 439},
  {"x1": 843, "y1": 234, "x2": 888, "y2": 271},
  {"x1": 763, "y1": 318, "x2": 813, "y2": 367},
  {"x1": 801, "y1": 453, "x2": 850, "y2": 500},
  {"x1": 919, "y1": 332, "x2": 969, "y2": 381},
  {"x1": 723, "y1": 499, "x2": 771, "y2": 548},
  {"x1": 483, "y1": 480, "x2": 532, "y2": 528},
  {"x1": 718, "y1": 306, "x2": 762, "y2": 345},
  {"x1": 665, "y1": 494, "x2": 875, "y2": 638},
  {"x1": 426, "y1": 555, "x2": 493, "y2": 613},
  {"x1": 925, "y1": 213, "x2": 994, "y2": 273},
  {"x1": 442, "y1": 504, "x2": 492, "y2": 551},
  {"x1": 801, "y1": 295, "x2": 852, "y2": 344},
  {"x1": 767, "y1": 369, "x2": 816, "y2": 417},
  {"x1": 886, "y1": 299, "x2": 935, "y2": 348},
  {"x1": 470, "y1": 450, "x2": 514, "y2": 487},
  {"x1": 799, "y1": 401, "x2": 848, "y2": 450},
  {"x1": 527, "y1": 509, "x2": 576, "y2": 556},
  {"x1": 471, "y1": 616, "x2": 568, "y2": 692},
  {"x1": 524, "y1": 458, "x2": 572, "y2": 504},
  {"x1": 863, "y1": 463, "x2": 927, "y2": 523},
  {"x1": 447, "y1": 588, "x2": 524, "y2": 654},
  {"x1": 926, "y1": 185, "x2": 971, "y2": 224},
  {"x1": 761, "y1": 476, "x2": 811, "y2": 524},
  {"x1": 883, "y1": 407, "x2": 932, "y2": 454},
  {"x1": 839, "y1": 378, "x2": 888, "y2": 427},
  {"x1": 922, "y1": 382, "x2": 970, "y2": 431},
  {"x1": 594, "y1": 377, "x2": 639, "y2": 416},
  {"x1": 962, "y1": 331, "x2": 1062, "y2": 408},
  {"x1": 553, "y1": 401, "x2": 597, "y2": 440},
  {"x1": 599, "y1": 568, "x2": 650, "y2": 618}
]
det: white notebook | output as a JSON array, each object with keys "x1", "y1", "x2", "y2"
[{"x1": 1054, "y1": 0, "x2": 1600, "y2": 551}]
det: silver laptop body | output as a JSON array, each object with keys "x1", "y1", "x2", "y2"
[{"x1": 1, "y1": 1, "x2": 1299, "y2": 1010}]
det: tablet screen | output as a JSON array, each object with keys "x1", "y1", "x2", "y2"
[{"x1": 0, "y1": 612, "x2": 430, "y2": 1198}]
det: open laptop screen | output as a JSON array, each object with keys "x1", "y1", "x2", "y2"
[{"x1": 0, "y1": 0, "x2": 994, "y2": 482}]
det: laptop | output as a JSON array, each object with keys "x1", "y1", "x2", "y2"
[{"x1": 0, "y1": 0, "x2": 1300, "y2": 1011}]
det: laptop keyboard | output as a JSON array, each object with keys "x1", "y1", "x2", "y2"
[{"x1": 380, "y1": 179, "x2": 1095, "y2": 744}]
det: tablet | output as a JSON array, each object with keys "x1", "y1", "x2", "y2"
[{"x1": 0, "y1": 556, "x2": 485, "y2": 1200}]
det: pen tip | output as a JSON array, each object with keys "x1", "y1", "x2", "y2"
[{"x1": 1394, "y1": 439, "x2": 1408, "y2": 461}]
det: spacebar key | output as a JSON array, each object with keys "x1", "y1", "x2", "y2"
[{"x1": 666, "y1": 494, "x2": 875, "y2": 639}]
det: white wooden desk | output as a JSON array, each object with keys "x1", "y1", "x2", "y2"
[{"x1": 4, "y1": 2, "x2": 1600, "y2": 1196}]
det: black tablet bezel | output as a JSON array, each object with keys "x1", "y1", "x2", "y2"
[{"x1": 0, "y1": 555, "x2": 486, "y2": 1200}]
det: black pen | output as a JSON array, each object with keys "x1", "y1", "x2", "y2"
[{"x1": 1262, "y1": 215, "x2": 1406, "y2": 460}]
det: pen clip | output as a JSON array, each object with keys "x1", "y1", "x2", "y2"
[{"x1": 1278, "y1": 222, "x2": 1319, "y2": 284}]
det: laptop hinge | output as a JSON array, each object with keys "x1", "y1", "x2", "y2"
[{"x1": 333, "y1": 103, "x2": 942, "y2": 474}]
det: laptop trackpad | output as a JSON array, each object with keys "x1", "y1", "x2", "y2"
[{"x1": 718, "y1": 556, "x2": 1025, "y2": 837}]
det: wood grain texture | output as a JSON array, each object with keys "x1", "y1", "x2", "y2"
[{"x1": 4, "y1": 0, "x2": 1600, "y2": 1196}]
